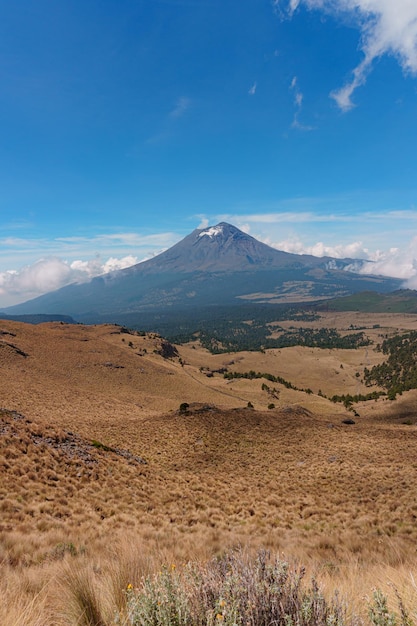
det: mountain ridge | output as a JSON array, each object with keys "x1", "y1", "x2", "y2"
[
  {"x1": 2, "y1": 222, "x2": 402, "y2": 321},
  {"x1": 119, "y1": 222, "x2": 358, "y2": 274}
]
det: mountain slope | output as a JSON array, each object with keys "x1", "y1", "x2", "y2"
[
  {"x1": 2, "y1": 222, "x2": 402, "y2": 321},
  {"x1": 324, "y1": 289, "x2": 417, "y2": 313},
  {"x1": 130, "y1": 222, "x2": 322, "y2": 272}
]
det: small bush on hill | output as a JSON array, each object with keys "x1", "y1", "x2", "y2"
[{"x1": 122, "y1": 550, "x2": 349, "y2": 626}]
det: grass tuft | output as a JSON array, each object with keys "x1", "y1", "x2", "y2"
[{"x1": 61, "y1": 562, "x2": 108, "y2": 626}]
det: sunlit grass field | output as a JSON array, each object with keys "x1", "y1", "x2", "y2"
[{"x1": 1, "y1": 316, "x2": 417, "y2": 624}]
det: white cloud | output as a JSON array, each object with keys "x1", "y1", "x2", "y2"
[
  {"x1": 265, "y1": 233, "x2": 417, "y2": 283},
  {"x1": 270, "y1": 237, "x2": 371, "y2": 259},
  {"x1": 358, "y1": 240, "x2": 417, "y2": 284},
  {"x1": 331, "y1": 57, "x2": 371, "y2": 111},
  {"x1": 0, "y1": 255, "x2": 140, "y2": 308},
  {"x1": 70, "y1": 255, "x2": 139, "y2": 276},
  {"x1": 277, "y1": 0, "x2": 417, "y2": 110},
  {"x1": 248, "y1": 81, "x2": 257, "y2": 95},
  {"x1": 0, "y1": 228, "x2": 190, "y2": 307},
  {"x1": 273, "y1": 0, "x2": 300, "y2": 16},
  {"x1": 197, "y1": 217, "x2": 210, "y2": 229}
]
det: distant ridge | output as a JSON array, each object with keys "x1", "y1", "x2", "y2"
[
  {"x1": 324, "y1": 289, "x2": 417, "y2": 313},
  {"x1": 3, "y1": 222, "x2": 402, "y2": 323},
  {"x1": 0, "y1": 313, "x2": 76, "y2": 325}
]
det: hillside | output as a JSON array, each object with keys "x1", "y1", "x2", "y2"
[
  {"x1": 0, "y1": 314, "x2": 401, "y2": 428},
  {"x1": 2, "y1": 315, "x2": 417, "y2": 539},
  {"x1": 3, "y1": 398, "x2": 417, "y2": 560},
  {"x1": 2, "y1": 314, "x2": 417, "y2": 623}
]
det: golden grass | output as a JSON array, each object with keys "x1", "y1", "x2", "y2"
[{"x1": 2, "y1": 316, "x2": 417, "y2": 623}]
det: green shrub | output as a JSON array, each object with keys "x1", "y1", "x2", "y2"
[{"x1": 92, "y1": 440, "x2": 113, "y2": 452}]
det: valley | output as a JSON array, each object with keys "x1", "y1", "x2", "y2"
[{"x1": 2, "y1": 312, "x2": 417, "y2": 623}]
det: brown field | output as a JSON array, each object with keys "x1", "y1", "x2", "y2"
[{"x1": 1, "y1": 313, "x2": 417, "y2": 624}]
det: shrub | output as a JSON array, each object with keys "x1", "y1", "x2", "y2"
[
  {"x1": 121, "y1": 549, "x2": 350, "y2": 626},
  {"x1": 367, "y1": 588, "x2": 413, "y2": 626}
]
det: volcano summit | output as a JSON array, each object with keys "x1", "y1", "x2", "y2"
[{"x1": 3, "y1": 223, "x2": 401, "y2": 323}]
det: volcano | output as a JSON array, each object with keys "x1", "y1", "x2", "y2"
[{"x1": 2, "y1": 222, "x2": 401, "y2": 322}]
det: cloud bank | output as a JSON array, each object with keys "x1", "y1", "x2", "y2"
[
  {"x1": 271, "y1": 237, "x2": 370, "y2": 259},
  {"x1": 0, "y1": 229, "x2": 183, "y2": 307},
  {"x1": 276, "y1": 0, "x2": 417, "y2": 110},
  {"x1": 267, "y1": 234, "x2": 417, "y2": 286},
  {"x1": 0, "y1": 255, "x2": 138, "y2": 308}
]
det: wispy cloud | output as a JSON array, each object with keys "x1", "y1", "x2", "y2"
[
  {"x1": 289, "y1": 76, "x2": 314, "y2": 130},
  {"x1": 276, "y1": 0, "x2": 417, "y2": 110},
  {"x1": 0, "y1": 219, "x2": 34, "y2": 231},
  {"x1": 218, "y1": 207, "x2": 417, "y2": 227},
  {"x1": 248, "y1": 81, "x2": 257, "y2": 95},
  {"x1": 55, "y1": 232, "x2": 176, "y2": 248},
  {"x1": 147, "y1": 96, "x2": 192, "y2": 143},
  {"x1": 169, "y1": 96, "x2": 191, "y2": 118},
  {"x1": 272, "y1": 0, "x2": 300, "y2": 17},
  {"x1": 219, "y1": 210, "x2": 357, "y2": 224},
  {"x1": 0, "y1": 229, "x2": 180, "y2": 295}
]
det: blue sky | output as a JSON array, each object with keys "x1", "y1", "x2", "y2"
[{"x1": 1, "y1": 0, "x2": 417, "y2": 305}]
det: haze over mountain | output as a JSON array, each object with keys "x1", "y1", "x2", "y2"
[{"x1": 3, "y1": 223, "x2": 401, "y2": 323}]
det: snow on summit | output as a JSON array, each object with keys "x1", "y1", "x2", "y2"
[{"x1": 198, "y1": 225, "x2": 224, "y2": 239}]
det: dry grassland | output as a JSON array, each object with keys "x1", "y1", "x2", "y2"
[{"x1": 1, "y1": 314, "x2": 417, "y2": 624}]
